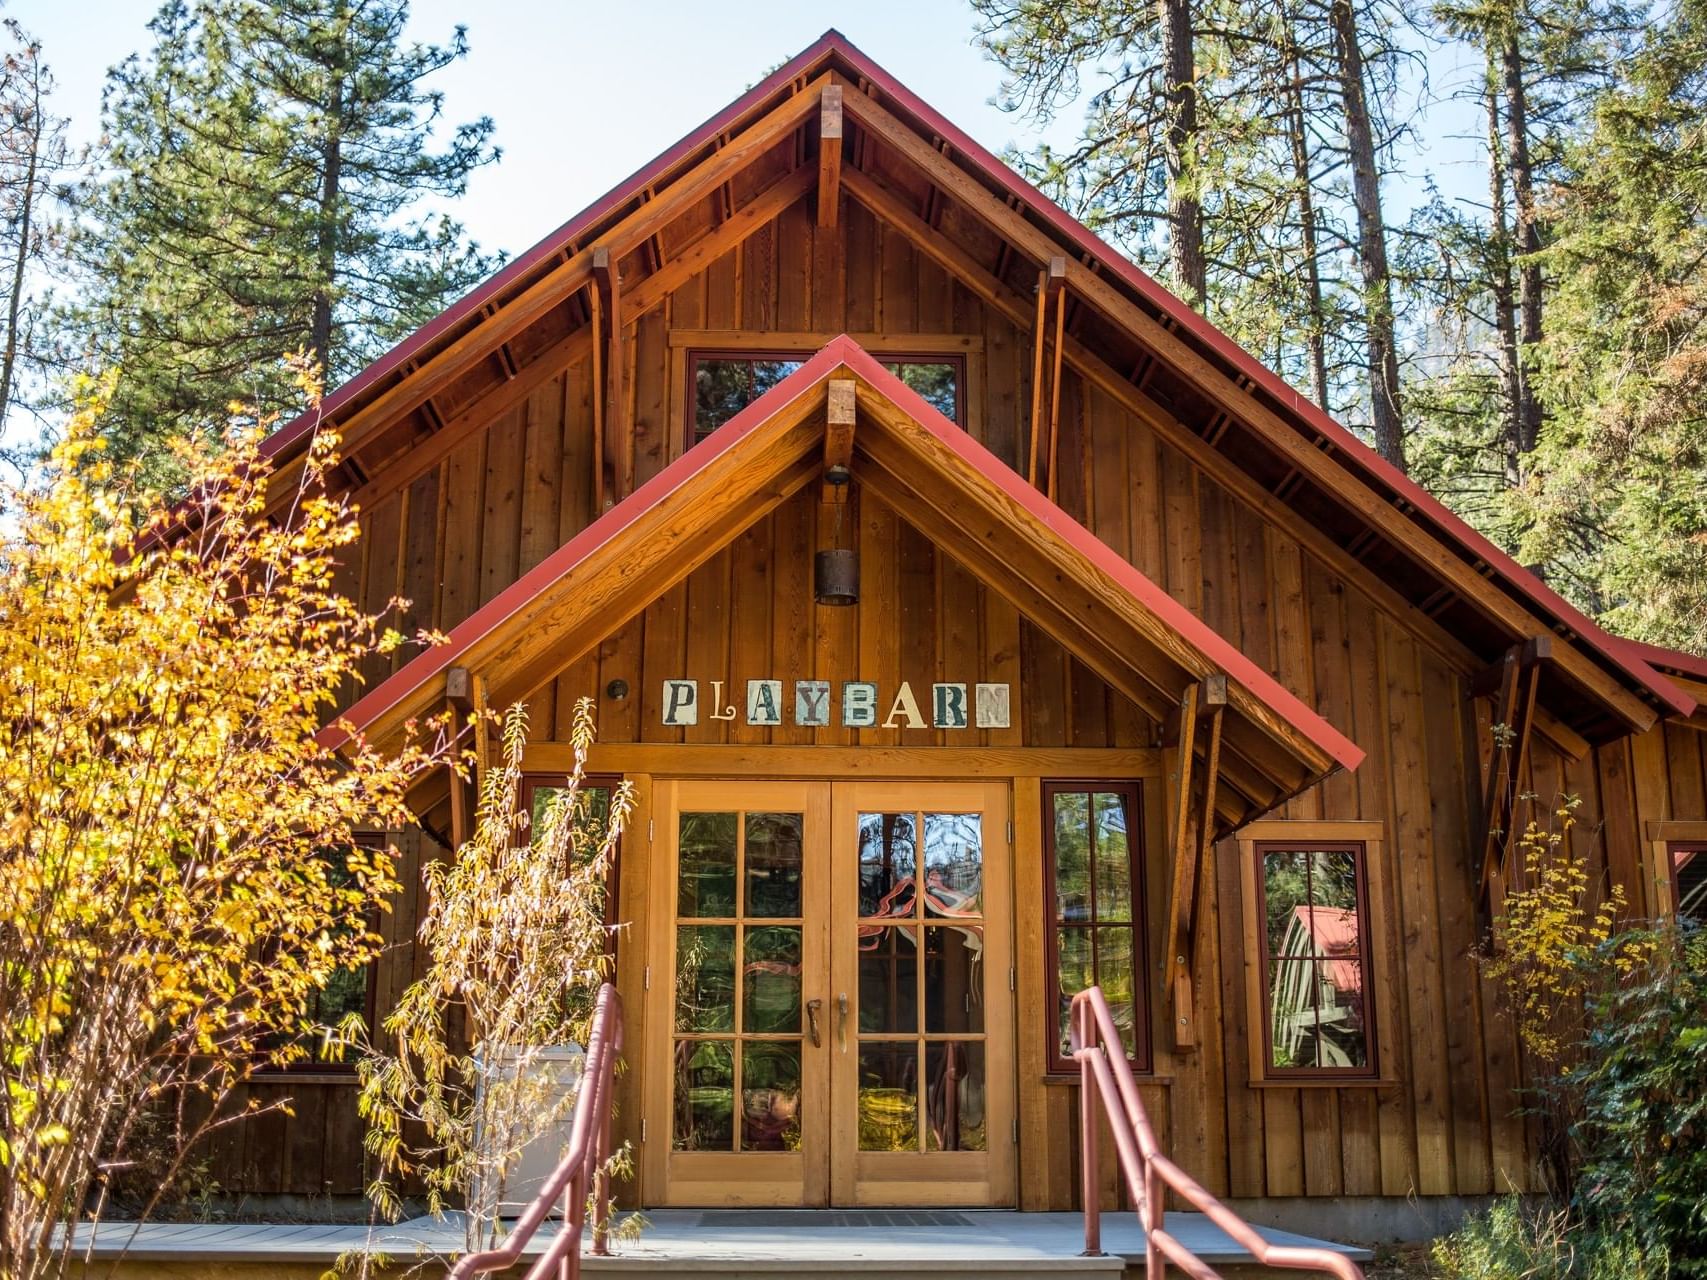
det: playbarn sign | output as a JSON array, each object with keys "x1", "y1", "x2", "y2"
[{"x1": 660, "y1": 679, "x2": 1011, "y2": 730}]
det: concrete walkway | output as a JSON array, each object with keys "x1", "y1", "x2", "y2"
[{"x1": 69, "y1": 1208, "x2": 1371, "y2": 1275}]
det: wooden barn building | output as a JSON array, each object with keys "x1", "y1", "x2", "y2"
[{"x1": 231, "y1": 31, "x2": 1707, "y2": 1230}]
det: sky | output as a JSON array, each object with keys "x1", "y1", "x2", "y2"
[{"x1": 18, "y1": 0, "x2": 1489, "y2": 268}]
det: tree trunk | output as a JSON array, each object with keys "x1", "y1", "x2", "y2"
[
  {"x1": 0, "y1": 69, "x2": 43, "y2": 431},
  {"x1": 1330, "y1": 0, "x2": 1406, "y2": 471},
  {"x1": 1285, "y1": 55, "x2": 1330, "y2": 410},
  {"x1": 310, "y1": 76, "x2": 344, "y2": 388},
  {"x1": 1159, "y1": 0, "x2": 1206, "y2": 307},
  {"x1": 1502, "y1": 28, "x2": 1543, "y2": 455},
  {"x1": 1485, "y1": 59, "x2": 1525, "y2": 485}
]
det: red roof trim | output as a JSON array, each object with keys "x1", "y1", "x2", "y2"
[
  {"x1": 326, "y1": 336, "x2": 1364, "y2": 778},
  {"x1": 285, "y1": 27, "x2": 1687, "y2": 721},
  {"x1": 817, "y1": 39, "x2": 1691, "y2": 720},
  {"x1": 829, "y1": 339, "x2": 1364, "y2": 774},
  {"x1": 265, "y1": 30, "x2": 849, "y2": 463},
  {"x1": 1614, "y1": 637, "x2": 1707, "y2": 683},
  {"x1": 318, "y1": 338, "x2": 851, "y2": 752}
]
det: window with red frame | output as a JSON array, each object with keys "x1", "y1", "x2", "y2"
[
  {"x1": 1254, "y1": 841, "x2": 1377, "y2": 1077},
  {"x1": 1671, "y1": 841, "x2": 1707, "y2": 923},
  {"x1": 520, "y1": 774, "x2": 624, "y2": 956},
  {"x1": 1043, "y1": 781, "x2": 1149, "y2": 1073},
  {"x1": 690, "y1": 352, "x2": 962, "y2": 446}
]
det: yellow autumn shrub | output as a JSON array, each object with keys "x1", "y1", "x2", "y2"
[{"x1": 0, "y1": 370, "x2": 448, "y2": 1280}]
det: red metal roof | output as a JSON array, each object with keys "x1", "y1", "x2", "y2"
[
  {"x1": 277, "y1": 28, "x2": 1693, "y2": 721},
  {"x1": 325, "y1": 335, "x2": 1365, "y2": 781}
]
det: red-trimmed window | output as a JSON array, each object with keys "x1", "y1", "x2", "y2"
[
  {"x1": 1253, "y1": 841, "x2": 1377, "y2": 1077},
  {"x1": 1671, "y1": 841, "x2": 1707, "y2": 923},
  {"x1": 1043, "y1": 781, "x2": 1149, "y2": 1073},
  {"x1": 520, "y1": 774, "x2": 624, "y2": 956},
  {"x1": 690, "y1": 351, "x2": 963, "y2": 445}
]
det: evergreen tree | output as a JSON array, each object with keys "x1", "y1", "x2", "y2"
[
  {"x1": 0, "y1": 15, "x2": 71, "y2": 464},
  {"x1": 65, "y1": 0, "x2": 499, "y2": 466},
  {"x1": 1523, "y1": 0, "x2": 1707, "y2": 645}
]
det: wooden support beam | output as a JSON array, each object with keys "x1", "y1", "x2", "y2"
[
  {"x1": 1027, "y1": 268, "x2": 1048, "y2": 488},
  {"x1": 1478, "y1": 642, "x2": 1544, "y2": 898},
  {"x1": 445, "y1": 666, "x2": 474, "y2": 848},
  {"x1": 822, "y1": 378, "x2": 857, "y2": 503},
  {"x1": 471, "y1": 671, "x2": 492, "y2": 785},
  {"x1": 588, "y1": 272, "x2": 606, "y2": 513},
  {"x1": 1045, "y1": 257, "x2": 1067, "y2": 501},
  {"x1": 592, "y1": 246, "x2": 628, "y2": 505},
  {"x1": 1162, "y1": 676, "x2": 1227, "y2": 1050},
  {"x1": 817, "y1": 85, "x2": 843, "y2": 229}
]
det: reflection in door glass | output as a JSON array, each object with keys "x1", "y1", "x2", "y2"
[
  {"x1": 675, "y1": 925, "x2": 735, "y2": 1032},
  {"x1": 673, "y1": 1039, "x2": 734, "y2": 1150},
  {"x1": 858, "y1": 813, "x2": 917, "y2": 917},
  {"x1": 924, "y1": 925, "x2": 984, "y2": 1033},
  {"x1": 741, "y1": 1041, "x2": 802, "y2": 1151},
  {"x1": 679, "y1": 812, "x2": 737, "y2": 916},
  {"x1": 857, "y1": 1044, "x2": 919, "y2": 1151},
  {"x1": 858, "y1": 925, "x2": 919, "y2": 1033},
  {"x1": 743, "y1": 925, "x2": 802, "y2": 1033},
  {"x1": 745, "y1": 812, "x2": 804, "y2": 917},
  {"x1": 925, "y1": 1041, "x2": 986, "y2": 1151},
  {"x1": 923, "y1": 812, "x2": 982, "y2": 917}
]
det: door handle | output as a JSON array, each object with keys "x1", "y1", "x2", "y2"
[
  {"x1": 806, "y1": 998, "x2": 823, "y2": 1048},
  {"x1": 837, "y1": 992, "x2": 849, "y2": 1052}
]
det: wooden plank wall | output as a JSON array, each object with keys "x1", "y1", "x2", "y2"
[{"x1": 230, "y1": 190, "x2": 1707, "y2": 1208}]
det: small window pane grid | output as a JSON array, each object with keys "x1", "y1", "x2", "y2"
[
  {"x1": 690, "y1": 352, "x2": 964, "y2": 446},
  {"x1": 673, "y1": 810, "x2": 807, "y2": 1153},
  {"x1": 1671, "y1": 842, "x2": 1707, "y2": 923},
  {"x1": 519, "y1": 775, "x2": 623, "y2": 956},
  {"x1": 1253, "y1": 842, "x2": 1376, "y2": 1078},
  {"x1": 855, "y1": 810, "x2": 988, "y2": 1154},
  {"x1": 1042, "y1": 782, "x2": 1149, "y2": 1075},
  {"x1": 267, "y1": 834, "x2": 385, "y2": 1070}
]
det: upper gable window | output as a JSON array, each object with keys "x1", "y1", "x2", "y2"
[{"x1": 690, "y1": 351, "x2": 963, "y2": 446}]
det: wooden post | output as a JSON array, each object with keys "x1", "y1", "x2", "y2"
[
  {"x1": 587, "y1": 281, "x2": 605, "y2": 513},
  {"x1": 823, "y1": 378, "x2": 857, "y2": 503},
  {"x1": 592, "y1": 247, "x2": 627, "y2": 505},
  {"x1": 1045, "y1": 257, "x2": 1068, "y2": 501},
  {"x1": 1164, "y1": 676, "x2": 1226, "y2": 1049},
  {"x1": 445, "y1": 666, "x2": 475, "y2": 848},
  {"x1": 1476, "y1": 637, "x2": 1546, "y2": 900},
  {"x1": 1027, "y1": 268, "x2": 1048, "y2": 488},
  {"x1": 818, "y1": 85, "x2": 843, "y2": 229}
]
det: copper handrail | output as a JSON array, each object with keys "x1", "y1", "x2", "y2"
[
  {"x1": 1070, "y1": 987, "x2": 1364, "y2": 1280},
  {"x1": 447, "y1": 983, "x2": 624, "y2": 1280}
]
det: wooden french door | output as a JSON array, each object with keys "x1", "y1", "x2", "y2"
[{"x1": 645, "y1": 780, "x2": 1014, "y2": 1208}]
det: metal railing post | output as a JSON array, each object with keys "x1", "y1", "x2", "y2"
[{"x1": 1077, "y1": 999, "x2": 1102, "y2": 1257}]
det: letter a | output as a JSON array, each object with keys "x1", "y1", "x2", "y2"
[{"x1": 883, "y1": 680, "x2": 927, "y2": 729}]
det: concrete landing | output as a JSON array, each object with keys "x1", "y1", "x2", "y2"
[{"x1": 71, "y1": 1208, "x2": 1372, "y2": 1278}]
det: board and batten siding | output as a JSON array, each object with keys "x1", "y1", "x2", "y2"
[{"x1": 223, "y1": 190, "x2": 1704, "y2": 1208}]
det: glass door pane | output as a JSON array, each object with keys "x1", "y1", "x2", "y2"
[
  {"x1": 672, "y1": 809, "x2": 806, "y2": 1153},
  {"x1": 853, "y1": 808, "x2": 985, "y2": 1153}
]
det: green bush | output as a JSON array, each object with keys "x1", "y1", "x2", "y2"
[
  {"x1": 1568, "y1": 928, "x2": 1707, "y2": 1275},
  {"x1": 1432, "y1": 1197, "x2": 1666, "y2": 1280}
]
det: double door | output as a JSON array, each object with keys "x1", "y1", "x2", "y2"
[{"x1": 644, "y1": 780, "x2": 1014, "y2": 1207}]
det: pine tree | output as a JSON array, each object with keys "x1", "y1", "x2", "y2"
[
  {"x1": 0, "y1": 15, "x2": 70, "y2": 462},
  {"x1": 65, "y1": 0, "x2": 499, "y2": 466}
]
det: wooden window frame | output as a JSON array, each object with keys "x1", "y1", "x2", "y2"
[
  {"x1": 1041, "y1": 779, "x2": 1151, "y2": 1076},
  {"x1": 520, "y1": 772, "x2": 625, "y2": 955},
  {"x1": 674, "y1": 331, "x2": 979, "y2": 452},
  {"x1": 1644, "y1": 820, "x2": 1707, "y2": 920},
  {"x1": 1236, "y1": 820, "x2": 1395, "y2": 1087}
]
